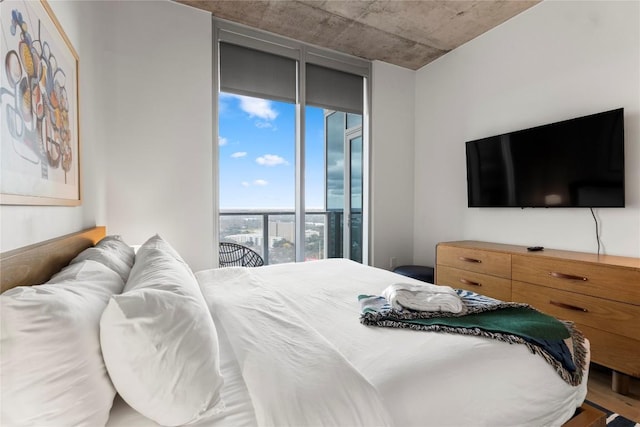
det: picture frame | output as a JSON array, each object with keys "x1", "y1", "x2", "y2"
[{"x1": 1, "y1": 0, "x2": 80, "y2": 206}]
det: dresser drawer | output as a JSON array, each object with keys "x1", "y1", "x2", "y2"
[
  {"x1": 512, "y1": 281, "x2": 640, "y2": 341},
  {"x1": 512, "y1": 255, "x2": 640, "y2": 305},
  {"x1": 576, "y1": 323, "x2": 640, "y2": 377},
  {"x1": 437, "y1": 245, "x2": 511, "y2": 278},
  {"x1": 437, "y1": 265, "x2": 511, "y2": 301}
]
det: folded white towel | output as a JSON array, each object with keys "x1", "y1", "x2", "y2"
[{"x1": 382, "y1": 282, "x2": 465, "y2": 314}]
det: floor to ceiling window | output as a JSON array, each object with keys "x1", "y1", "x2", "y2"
[
  {"x1": 218, "y1": 94, "x2": 296, "y2": 264},
  {"x1": 215, "y1": 20, "x2": 370, "y2": 265}
]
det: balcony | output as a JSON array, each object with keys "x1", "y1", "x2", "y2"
[{"x1": 220, "y1": 209, "x2": 361, "y2": 265}]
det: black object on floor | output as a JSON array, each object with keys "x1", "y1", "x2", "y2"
[
  {"x1": 585, "y1": 400, "x2": 638, "y2": 426},
  {"x1": 392, "y1": 265, "x2": 435, "y2": 283}
]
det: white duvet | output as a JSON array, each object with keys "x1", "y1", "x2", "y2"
[{"x1": 108, "y1": 259, "x2": 589, "y2": 427}]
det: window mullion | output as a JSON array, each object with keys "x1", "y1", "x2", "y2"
[{"x1": 295, "y1": 50, "x2": 306, "y2": 263}]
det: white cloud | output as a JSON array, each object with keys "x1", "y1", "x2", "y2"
[
  {"x1": 231, "y1": 152, "x2": 247, "y2": 158},
  {"x1": 256, "y1": 154, "x2": 288, "y2": 166},
  {"x1": 255, "y1": 120, "x2": 275, "y2": 129},
  {"x1": 241, "y1": 181, "x2": 250, "y2": 187},
  {"x1": 237, "y1": 96, "x2": 278, "y2": 121},
  {"x1": 219, "y1": 136, "x2": 228, "y2": 146},
  {"x1": 254, "y1": 179, "x2": 268, "y2": 186}
]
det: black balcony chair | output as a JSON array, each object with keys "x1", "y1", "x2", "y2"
[{"x1": 219, "y1": 242, "x2": 265, "y2": 267}]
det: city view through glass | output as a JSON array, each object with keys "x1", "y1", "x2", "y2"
[{"x1": 219, "y1": 93, "x2": 361, "y2": 264}]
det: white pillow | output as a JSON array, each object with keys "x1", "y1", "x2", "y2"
[
  {"x1": 70, "y1": 235, "x2": 135, "y2": 282},
  {"x1": 0, "y1": 260, "x2": 124, "y2": 426},
  {"x1": 100, "y1": 235, "x2": 224, "y2": 426},
  {"x1": 123, "y1": 234, "x2": 192, "y2": 289},
  {"x1": 95, "y1": 235, "x2": 136, "y2": 267}
]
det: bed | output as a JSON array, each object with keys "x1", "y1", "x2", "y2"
[{"x1": 0, "y1": 227, "x2": 606, "y2": 427}]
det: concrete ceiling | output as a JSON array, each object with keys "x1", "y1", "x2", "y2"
[{"x1": 175, "y1": 0, "x2": 541, "y2": 70}]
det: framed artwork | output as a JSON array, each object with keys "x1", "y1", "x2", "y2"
[{"x1": 1, "y1": 0, "x2": 80, "y2": 206}]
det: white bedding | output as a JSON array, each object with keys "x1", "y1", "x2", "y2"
[{"x1": 108, "y1": 259, "x2": 589, "y2": 427}]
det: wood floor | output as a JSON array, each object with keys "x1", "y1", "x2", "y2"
[{"x1": 587, "y1": 364, "x2": 640, "y2": 422}]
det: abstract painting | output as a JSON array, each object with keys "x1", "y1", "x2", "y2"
[{"x1": 1, "y1": 0, "x2": 80, "y2": 205}]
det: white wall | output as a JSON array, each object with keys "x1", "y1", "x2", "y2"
[
  {"x1": 414, "y1": 0, "x2": 640, "y2": 266},
  {"x1": 0, "y1": 0, "x2": 416, "y2": 272},
  {"x1": 0, "y1": 1, "x2": 215, "y2": 272},
  {"x1": 100, "y1": 1, "x2": 415, "y2": 271},
  {"x1": 104, "y1": 1, "x2": 215, "y2": 272},
  {"x1": 13, "y1": 1, "x2": 636, "y2": 274},
  {"x1": 0, "y1": 0, "x2": 111, "y2": 252},
  {"x1": 371, "y1": 61, "x2": 416, "y2": 269}
]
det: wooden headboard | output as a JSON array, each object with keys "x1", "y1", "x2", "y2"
[{"x1": 1, "y1": 226, "x2": 106, "y2": 293}]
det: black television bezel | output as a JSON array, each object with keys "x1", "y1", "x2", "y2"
[{"x1": 465, "y1": 108, "x2": 625, "y2": 208}]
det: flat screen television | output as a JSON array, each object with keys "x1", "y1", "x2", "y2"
[{"x1": 466, "y1": 108, "x2": 625, "y2": 208}]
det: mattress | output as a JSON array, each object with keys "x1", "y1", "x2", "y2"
[{"x1": 108, "y1": 258, "x2": 589, "y2": 426}]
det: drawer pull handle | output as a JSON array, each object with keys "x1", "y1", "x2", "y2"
[
  {"x1": 458, "y1": 256, "x2": 482, "y2": 263},
  {"x1": 459, "y1": 278, "x2": 482, "y2": 287},
  {"x1": 550, "y1": 300, "x2": 588, "y2": 312},
  {"x1": 549, "y1": 272, "x2": 588, "y2": 281}
]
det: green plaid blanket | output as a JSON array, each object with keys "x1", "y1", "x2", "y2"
[{"x1": 359, "y1": 289, "x2": 587, "y2": 386}]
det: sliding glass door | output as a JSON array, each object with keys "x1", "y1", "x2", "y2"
[
  {"x1": 348, "y1": 133, "x2": 363, "y2": 263},
  {"x1": 316, "y1": 110, "x2": 362, "y2": 262}
]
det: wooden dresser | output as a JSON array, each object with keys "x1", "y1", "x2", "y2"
[{"x1": 435, "y1": 240, "x2": 640, "y2": 393}]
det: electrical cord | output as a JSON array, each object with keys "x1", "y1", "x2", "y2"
[{"x1": 590, "y1": 207, "x2": 601, "y2": 256}]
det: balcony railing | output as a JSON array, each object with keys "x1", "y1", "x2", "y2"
[{"x1": 219, "y1": 210, "x2": 345, "y2": 265}]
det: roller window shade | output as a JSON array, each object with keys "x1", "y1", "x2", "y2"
[
  {"x1": 219, "y1": 42, "x2": 296, "y2": 103},
  {"x1": 306, "y1": 63, "x2": 363, "y2": 114}
]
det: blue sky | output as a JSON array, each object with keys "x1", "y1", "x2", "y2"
[{"x1": 218, "y1": 93, "x2": 325, "y2": 209}]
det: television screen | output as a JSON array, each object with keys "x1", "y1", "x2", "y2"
[{"x1": 466, "y1": 108, "x2": 625, "y2": 208}]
